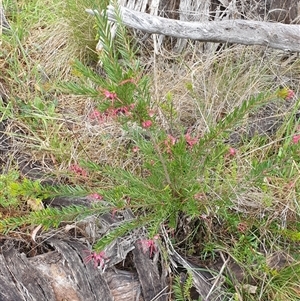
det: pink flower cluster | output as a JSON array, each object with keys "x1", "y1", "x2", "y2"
[
  {"x1": 89, "y1": 104, "x2": 135, "y2": 124},
  {"x1": 91, "y1": 88, "x2": 156, "y2": 129},
  {"x1": 104, "y1": 90, "x2": 117, "y2": 100},
  {"x1": 228, "y1": 147, "x2": 237, "y2": 156},
  {"x1": 185, "y1": 131, "x2": 199, "y2": 148},
  {"x1": 70, "y1": 164, "x2": 88, "y2": 177},
  {"x1": 162, "y1": 131, "x2": 199, "y2": 154},
  {"x1": 142, "y1": 120, "x2": 152, "y2": 129},
  {"x1": 139, "y1": 234, "x2": 159, "y2": 258},
  {"x1": 84, "y1": 250, "x2": 107, "y2": 269},
  {"x1": 89, "y1": 87, "x2": 137, "y2": 124},
  {"x1": 277, "y1": 88, "x2": 296, "y2": 101},
  {"x1": 132, "y1": 146, "x2": 140, "y2": 153},
  {"x1": 88, "y1": 193, "x2": 103, "y2": 202},
  {"x1": 286, "y1": 89, "x2": 295, "y2": 101},
  {"x1": 292, "y1": 135, "x2": 300, "y2": 144},
  {"x1": 164, "y1": 134, "x2": 177, "y2": 154}
]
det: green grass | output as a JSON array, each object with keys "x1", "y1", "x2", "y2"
[{"x1": 1, "y1": 1, "x2": 300, "y2": 300}]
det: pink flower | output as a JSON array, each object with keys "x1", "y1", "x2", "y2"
[
  {"x1": 287, "y1": 181, "x2": 295, "y2": 189},
  {"x1": 139, "y1": 235, "x2": 159, "y2": 258},
  {"x1": 164, "y1": 135, "x2": 177, "y2": 154},
  {"x1": 89, "y1": 109, "x2": 106, "y2": 124},
  {"x1": 286, "y1": 89, "x2": 295, "y2": 100},
  {"x1": 89, "y1": 109, "x2": 101, "y2": 119},
  {"x1": 111, "y1": 208, "x2": 118, "y2": 218},
  {"x1": 104, "y1": 90, "x2": 117, "y2": 100},
  {"x1": 132, "y1": 146, "x2": 140, "y2": 153},
  {"x1": 70, "y1": 164, "x2": 88, "y2": 177},
  {"x1": 277, "y1": 88, "x2": 296, "y2": 100},
  {"x1": 166, "y1": 135, "x2": 176, "y2": 146},
  {"x1": 114, "y1": 106, "x2": 132, "y2": 116},
  {"x1": 229, "y1": 147, "x2": 237, "y2": 156},
  {"x1": 292, "y1": 135, "x2": 300, "y2": 144},
  {"x1": 84, "y1": 250, "x2": 107, "y2": 269},
  {"x1": 88, "y1": 193, "x2": 103, "y2": 201},
  {"x1": 185, "y1": 131, "x2": 198, "y2": 148},
  {"x1": 148, "y1": 109, "x2": 155, "y2": 118},
  {"x1": 142, "y1": 120, "x2": 152, "y2": 128},
  {"x1": 237, "y1": 222, "x2": 248, "y2": 233},
  {"x1": 104, "y1": 105, "x2": 134, "y2": 119}
]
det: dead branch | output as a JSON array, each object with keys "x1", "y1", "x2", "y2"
[{"x1": 105, "y1": 5, "x2": 300, "y2": 52}]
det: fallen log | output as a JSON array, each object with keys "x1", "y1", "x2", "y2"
[{"x1": 104, "y1": 5, "x2": 300, "y2": 52}]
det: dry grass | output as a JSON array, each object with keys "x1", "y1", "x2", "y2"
[{"x1": 150, "y1": 46, "x2": 299, "y2": 131}]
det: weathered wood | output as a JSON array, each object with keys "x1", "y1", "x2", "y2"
[
  {"x1": 132, "y1": 241, "x2": 167, "y2": 301},
  {"x1": 47, "y1": 238, "x2": 114, "y2": 301},
  {"x1": 31, "y1": 241, "x2": 144, "y2": 301},
  {"x1": 105, "y1": 5, "x2": 300, "y2": 52},
  {"x1": 1, "y1": 244, "x2": 56, "y2": 300},
  {"x1": 29, "y1": 250, "x2": 81, "y2": 301},
  {"x1": 0, "y1": 253, "x2": 28, "y2": 301},
  {"x1": 105, "y1": 268, "x2": 142, "y2": 301},
  {"x1": 0, "y1": 234, "x2": 226, "y2": 301}
]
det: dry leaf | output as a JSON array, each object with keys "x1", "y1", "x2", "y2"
[{"x1": 27, "y1": 198, "x2": 44, "y2": 211}]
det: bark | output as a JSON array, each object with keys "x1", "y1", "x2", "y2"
[
  {"x1": 0, "y1": 239, "x2": 139, "y2": 301},
  {"x1": 47, "y1": 239, "x2": 114, "y2": 301},
  {"x1": 132, "y1": 241, "x2": 167, "y2": 301},
  {"x1": 0, "y1": 245, "x2": 56, "y2": 301},
  {"x1": 106, "y1": 5, "x2": 300, "y2": 52}
]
